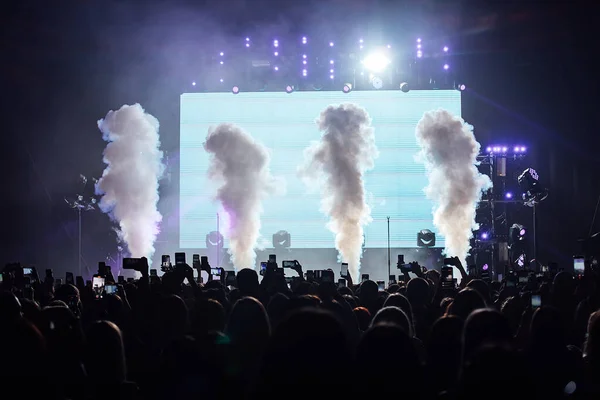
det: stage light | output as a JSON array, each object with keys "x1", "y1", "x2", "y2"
[
  {"x1": 245, "y1": 37, "x2": 250, "y2": 41},
  {"x1": 482, "y1": 263, "x2": 489, "y2": 271},
  {"x1": 417, "y1": 229, "x2": 436, "y2": 247},
  {"x1": 329, "y1": 42, "x2": 334, "y2": 47},
  {"x1": 273, "y1": 39, "x2": 279, "y2": 47},
  {"x1": 400, "y1": 82, "x2": 410, "y2": 93},
  {"x1": 220, "y1": 52, "x2": 224, "y2": 56},
  {"x1": 359, "y1": 38, "x2": 364, "y2": 43},
  {"x1": 219, "y1": 78, "x2": 224, "y2": 83},
  {"x1": 343, "y1": 83, "x2": 352, "y2": 93},
  {"x1": 359, "y1": 45, "x2": 364, "y2": 49},
  {"x1": 273, "y1": 230, "x2": 291, "y2": 248},
  {"x1": 362, "y1": 52, "x2": 391, "y2": 73},
  {"x1": 192, "y1": 81, "x2": 196, "y2": 86},
  {"x1": 387, "y1": 44, "x2": 391, "y2": 49},
  {"x1": 443, "y1": 64, "x2": 449, "y2": 70},
  {"x1": 417, "y1": 51, "x2": 423, "y2": 58},
  {"x1": 510, "y1": 224, "x2": 527, "y2": 244},
  {"x1": 417, "y1": 38, "x2": 422, "y2": 43},
  {"x1": 329, "y1": 69, "x2": 334, "y2": 73},
  {"x1": 303, "y1": 60, "x2": 307, "y2": 65},
  {"x1": 245, "y1": 43, "x2": 250, "y2": 48},
  {"x1": 417, "y1": 44, "x2": 422, "y2": 49},
  {"x1": 456, "y1": 83, "x2": 466, "y2": 91},
  {"x1": 220, "y1": 61, "x2": 224, "y2": 65},
  {"x1": 481, "y1": 232, "x2": 489, "y2": 240},
  {"x1": 330, "y1": 74, "x2": 334, "y2": 80},
  {"x1": 443, "y1": 46, "x2": 449, "y2": 52},
  {"x1": 502, "y1": 147, "x2": 508, "y2": 153},
  {"x1": 274, "y1": 66, "x2": 279, "y2": 71},
  {"x1": 274, "y1": 51, "x2": 279, "y2": 56},
  {"x1": 302, "y1": 69, "x2": 307, "y2": 77},
  {"x1": 330, "y1": 60, "x2": 334, "y2": 64},
  {"x1": 371, "y1": 76, "x2": 383, "y2": 89},
  {"x1": 302, "y1": 36, "x2": 307, "y2": 44},
  {"x1": 302, "y1": 54, "x2": 307, "y2": 59},
  {"x1": 505, "y1": 192, "x2": 513, "y2": 199},
  {"x1": 285, "y1": 85, "x2": 294, "y2": 93},
  {"x1": 232, "y1": 86, "x2": 240, "y2": 94},
  {"x1": 518, "y1": 167, "x2": 548, "y2": 207},
  {"x1": 514, "y1": 146, "x2": 520, "y2": 152},
  {"x1": 520, "y1": 146, "x2": 526, "y2": 152}
]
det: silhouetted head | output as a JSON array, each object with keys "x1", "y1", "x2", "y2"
[
  {"x1": 552, "y1": 271, "x2": 574, "y2": 297},
  {"x1": 0, "y1": 291, "x2": 21, "y2": 323},
  {"x1": 584, "y1": 310, "x2": 600, "y2": 366},
  {"x1": 353, "y1": 306, "x2": 372, "y2": 331},
  {"x1": 530, "y1": 306, "x2": 567, "y2": 352},
  {"x1": 406, "y1": 277, "x2": 430, "y2": 307},
  {"x1": 226, "y1": 297, "x2": 270, "y2": 348},
  {"x1": 236, "y1": 268, "x2": 259, "y2": 295},
  {"x1": 427, "y1": 316, "x2": 464, "y2": 377},
  {"x1": 371, "y1": 306, "x2": 412, "y2": 336},
  {"x1": 463, "y1": 308, "x2": 512, "y2": 363},
  {"x1": 384, "y1": 293, "x2": 414, "y2": 325},
  {"x1": 466, "y1": 279, "x2": 491, "y2": 304},
  {"x1": 448, "y1": 288, "x2": 486, "y2": 321},
  {"x1": 157, "y1": 295, "x2": 189, "y2": 342},
  {"x1": 192, "y1": 299, "x2": 226, "y2": 337},
  {"x1": 85, "y1": 321, "x2": 126, "y2": 383},
  {"x1": 359, "y1": 280, "x2": 379, "y2": 304}
]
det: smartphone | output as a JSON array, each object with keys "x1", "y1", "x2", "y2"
[
  {"x1": 361, "y1": 274, "x2": 369, "y2": 282},
  {"x1": 225, "y1": 271, "x2": 236, "y2": 286},
  {"x1": 269, "y1": 254, "x2": 276, "y2": 263},
  {"x1": 260, "y1": 262, "x2": 267, "y2": 276},
  {"x1": 397, "y1": 255, "x2": 405, "y2": 266},
  {"x1": 388, "y1": 274, "x2": 396, "y2": 284},
  {"x1": 161, "y1": 255, "x2": 170, "y2": 268},
  {"x1": 507, "y1": 280, "x2": 515, "y2": 287},
  {"x1": 211, "y1": 267, "x2": 221, "y2": 276},
  {"x1": 192, "y1": 254, "x2": 200, "y2": 268},
  {"x1": 282, "y1": 260, "x2": 295, "y2": 268},
  {"x1": 150, "y1": 269, "x2": 157, "y2": 277},
  {"x1": 105, "y1": 284, "x2": 117, "y2": 295},
  {"x1": 322, "y1": 270, "x2": 334, "y2": 283},
  {"x1": 306, "y1": 270, "x2": 314, "y2": 281},
  {"x1": 76, "y1": 276, "x2": 84, "y2": 287},
  {"x1": 55, "y1": 278, "x2": 63, "y2": 287},
  {"x1": 338, "y1": 278, "x2": 347, "y2": 288},
  {"x1": 117, "y1": 276, "x2": 124, "y2": 284},
  {"x1": 66, "y1": 272, "x2": 74, "y2": 285},
  {"x1": 497, "y1": 273, "x2": 503, "y2": 282},
  {"x1": 175, "y1": 252, "x2": 186, "y2": 265},
  {"x1": 441, "y1": 266, "x2": 454, "y2": 281},
  {"x1": 377, "y1": 280, "x2": 385, "y2": 291},
  {"x1": 340, "y1": 263, "x2": 349, "y2": 277},
  {"x1": 45, "y1": 269, "x2": 53, "y2": 279},
  {"x1": 531, "y1": 294, "x2": 541, "y2": 309},
  {"x1": 22, "y1": 267, "x2": 33, "y2": 276},
  {"x1": 23, "y1": 276, "x2": 31, "y2": 289},
  {"x1": 123, "y1": 258, "x2": 142, "y2": 270},
  {"x1": 92, "y1": 276, "x2": 105, "y2": 298},
  {"x1": 444, "y1": 258, "x2": 454, "y2": 265},
  {"x1": 574, "y1": 256, "x2": 585, "y2": 274},
  {"x1": 98, "y1": 262, "x2": 107, "y2": 276}
]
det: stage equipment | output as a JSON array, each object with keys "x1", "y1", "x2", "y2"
[
  {"x1": 400, "y1": 82, "x2": 410, "y2": 93},
  {"x1": 273, "y1": 230, "x2": 291, "y2": 248},
  {"x1": 417, "y1": 229, "x2": 436, "y2": 247}
]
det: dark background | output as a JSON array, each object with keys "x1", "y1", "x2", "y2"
[{"x1": 2, "y1": 0, "x2": 599, "y2": 273}]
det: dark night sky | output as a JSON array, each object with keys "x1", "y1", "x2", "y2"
[{"x1": 1, "y1": 0, "x2": 599, "y2": 270}]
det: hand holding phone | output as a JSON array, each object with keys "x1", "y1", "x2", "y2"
[{"x1": 340, "y1": 263, "x2": 349, "y2": 277}]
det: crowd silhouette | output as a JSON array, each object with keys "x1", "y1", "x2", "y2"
[{"x1": 1, "y1": 255, "x2": 599, "y2": 400}]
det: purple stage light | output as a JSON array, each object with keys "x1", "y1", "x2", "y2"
[
  {"x1": 220, "y1": 52, "x2": 224, "y2": 56},
  {"x1": 329, "y1": 42, "x2": 334, "y2": 47},
  {"x1": 232, "y1": 86, "x2": 240, "y2": 94},
  {"x1": 443, "y1": 46, "x2": 449, "y2": 52},
  {"x1": 443, "y1": 64, "x2": 449, "y2": 70},
  {"x1": 520, "y1": 228, "x2": 526, "y2": 236},
  {"x1": 192, "y1": 81, "x2": 196, "y2": 86},
  {"x1": 387, "y1": 44, "x2": 391, "y2": 49},
  {"x1": 483, "y1": 264, "x2": 489, "y2": 271},
  {"x1": 458, "y1": 84, "x2": 466, "y2": 90},
  {"x1": 359, "y1": 38, "x2": 364, "y2": 43},
  {"x1": 330, "y1": 74, "x2": 334, "y2": 79},
  {"x1": 220, "y1": 61, "x2": 224, "y2": 65},
  {"x1": 245, "y1": 43, "x2": 250, "y2": 47},
  {"x1": 302, "y1": 69, "x2": 307, "y2": 76},
  {"x1": 359, "y1": 45, "x2": 363, "y2": 49},
  {"x1": 417, "y1": 51, "x2": 423, "y2": 58},
  {"x1": 274, "y1": 66, "x2": 279, "y2": 71},
  {"x1": 302, "y1": 36, "x2": 307, "y2": 44},
  {"x1": 302, "y1": 54, "x2": 307, "y2": 59},
  {"x1": 219, "y1": 78, "x2": 223, "y2": 83},
  {"x1": 273, "y1": 40, "x2": 279, "y2": 47},
  {"x1": 417, "y1": 38, "x2": 421, "y2": 43},
  {"x1": 274, "y1": 51, "x2": 279, "y2": 56},
  {"x1": 481, "y1": 232, "x2": 489, "y2": 240},
  {"x1": 514, "y1": 146, "x2": 520, "y2": 152},
  {"x1": 343, "y1": 83, "x2": 352, "y2": 93},
  {"x1": 417, "y1": 44, "x2": 422, "y2": 49},
  {"x1": 502, "y1": 147, "x2": 508, "y2": 152},
  {"x1": 245, "y1": 37, "x2": 250, "y2": 41},
  {"x1": 285, "y1": 85, "x2": 293, "y2": 93},
  {"x1": 520, "y1": 146, "x2": 526, "y2": 152},
  {"x1": 486, "y1": 146, "x2": 492, "y2": 152},
  {"x1": 330, "y1": 60, "x2": 334, "y2": 64},
  {"x1": 303, "y1": 60, "x2": 307, "y2": 65},
  {"x1": 505, "y1": 192, "x2": 513, "y2": 199},
  {"x1": 329, "y1": 69, "x2": 334, "y2": 73}
]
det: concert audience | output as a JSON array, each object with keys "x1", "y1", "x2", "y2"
[{"x1": 1, "y1": 256, "x2": 600, "y2": 400}]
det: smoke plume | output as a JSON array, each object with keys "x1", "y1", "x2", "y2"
[
  {"x1": 96, "y1": 104, "x2": 164, "y2": 259},
  {"x1": 300, "y1": 103, "x2": 378, "y2": 281},
  {"x1": 415, "y1": 109, "x2": 491, "y2": 265},
  {"x1": 204, "y1": 123, "x2": 280, "y2": 270}
]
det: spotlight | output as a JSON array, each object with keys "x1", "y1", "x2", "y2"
[
  {"x1": 302, "y1": 36, "x2": 307, "y2": 44},
  {"x1": 417, "y1": 38, "x2": 422, "y2": 43},
  {"x1": 219, "y1": 78, "x2": 224, "y2": 83},
  {"x1": 417, "y1": 229, "x2": 436, "y2": 247},
  {"x1": 505, "y1": 192, "x2": 513, "y2": 199},
  {"x1": 303, "y1": 60, "x2": 307, "y2": 65},
  {"x1": 274, "y1": 52, "x2": 279, "y2": 56},
  {"x1": 456, "y1": 83, "x2": 466, "y2": 91},
  {"x1": 220, "y1": 52, "x2": 224, "y2": 56},
  {"x1": 417, "y1": 44, "x2": 422, "y2": 49},
  {"x1": 359, "y1": 38, "x2": 364, "y2": 43},
  {"x1": 362, "y1": 52, "x2": 391, "y2": 73},
  {"x1": 274, "y1": 66, "x2": 279, "y2": 71},
  {"x1": 302, "y1": 54, "x2": 307, "y2": 59},
  {"x1": 480, "y1": 232, "x2": 489, "y2": 240},
  {"x1": 520, "y1": 146, "x2": 526, "y2": 152},
  {"x1": 302, "y1": 69, "x2": 307, "y2": 77},
  {"x1": 370, "y1": 76, "x2": 383, "y2": 89},
  {"x1": 502, "y1": 147, "x2": 508, "y2": 153},
  {"x1": 443, "y1": 46, "x2": 449, "y2": 52},
  {"x1": 245, "y1": 43, "x2": 250, "y2": 48},
  {"x1": 329, "y1": 42, "x2": 334, "y2": 47},
  {"x1": 387, "y1": 44, "x2": 391, "y2": 49},
  {"x1": 273, "y1": 39, "x2": 279, "y2": 47},
  {"x1": 232, "y1": 86, "x2": 240, "y2": 94},
  {"x1": 245, "y1": 37, "x2": 250, "y2": 41},
  {"x1": 417, "y1": 51, "x2": 423, "y2": 58},
  {"x1": 400, "y1": 82, "x2": 410, "y2": 93},
  {"x1": 514, "y1": 146, "x2": 520, "y2": 152},
  {"x1": 486, "y1": 147, "x2": 492, "y2": 152},
  {"x1": 509, "y1": 224, "x2": 527, "y2": 244},
  {"x1": 518, "y1": 167, "x2": 548, "y2": 207},
  {"x1": 343, "y1": 83, "x2": 352, "y2": 93},
  {"x1": 220, "y1": 61, "x2": 224, "y2": 65},
  {"x1": 192, "y1": 81, "x2": 196, "y2": 86},
  {"x1": 330, "y1": 60, "x2": 334, "y2": 65},
  {"x1": 443, "y1": 64, "x2": 449, "y2": 70},
  {"x1": 330, "y1": 75, "x2": 335, "y2": 80},
  {"x1": 285, "y1": 85, "x2": 294, "y2": 93}
]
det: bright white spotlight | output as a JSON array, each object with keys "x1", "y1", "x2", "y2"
[{"x1": 362, "y1": 52, "x2": 391, "y2": 73}]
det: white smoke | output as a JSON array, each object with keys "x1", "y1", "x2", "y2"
[
  {"x1": 96, "y1": 104, "x2": 164, "y2": 259},
  {"x1": 300, "y1": 103, "x2": 378, "y2": 281},
  {"x1": 204, "y1": 123, "x2": 280, "y2": 270},
  {"x1": 415, "y1": 109, "x2": 491, "y2": 266}
]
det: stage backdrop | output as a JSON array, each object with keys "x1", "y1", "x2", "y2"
[{"x1": 179, "y1": 90, "x2": 461, "y2": 251}]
